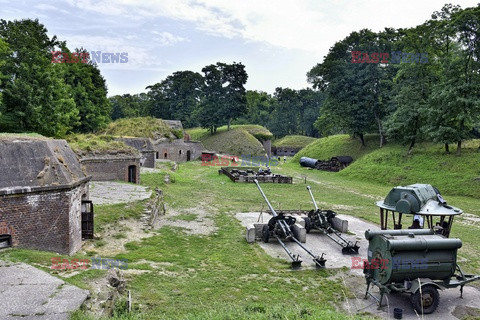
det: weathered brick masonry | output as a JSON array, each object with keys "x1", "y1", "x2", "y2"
[
  {"x1": 80, "y1": 156, "x2": 140, "y2": 184},
  {"x1": 0, "y1": 137, "x2": 92, "y2": 255}
]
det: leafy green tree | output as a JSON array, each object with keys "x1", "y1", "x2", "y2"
[
  {"x1": 0, "y1": 19, "x2": 78, "y2": 136},
  {"x1": 308, "y1": 29, "x2": 387, "y2": 146},
  {"x1": 146, "y1": 71, "x2": 203, "y2": 127},
  {"x1": 198, "y1": 62, "x2": 248, "y2": 133},
  {"x1": 425, "y1": 5, "x2": 480, "y2": 155},
  {"x1": 60, "y1": 48, "x2": 111, "y2": 132},
  {"x1": 268, "y1": 87, "x2": 302, "y2": 137}
]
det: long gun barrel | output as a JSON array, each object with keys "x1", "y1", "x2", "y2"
[
  {"x1": 305, "y1": 185, "x2": 359, "y2": 254},
  {"x1": 254, "y1": 179, "x2": 289, "y2": 237},
  {"x1": 255, "y1": 179, "x2": 326, "y2": 268},
  {"x1": 255, "y1": 179, "x2": 278, "y2": 217},
  {"x1": 306, "y1": 186, "x2": 319, "y2": 211}
]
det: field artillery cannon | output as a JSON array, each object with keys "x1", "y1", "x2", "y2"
[
  {"x1": 304, "y1": 186, "x2": 359, "y2": 254},
  {"x1": 300, "y1": 156, "x2": 353, "y2": 172},
  {"x1": 254, "y1": 179, "x2": 327, "y2": 269},
  {"x1": 363, "y1": 229, "x2": 480, "y2": 314}
]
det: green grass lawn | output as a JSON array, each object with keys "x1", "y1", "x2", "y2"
[
  {"x1": 294, "y1": 134, "x2": 480, "y2": 198},
  {"x1": 272, "y1": 135, "x2": 317, "y2": 149}
]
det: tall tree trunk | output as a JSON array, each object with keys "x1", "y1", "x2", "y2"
[
  {"x1": 408, "y1": 138, "x2": 416, "y2": 155},
  {"x1": 227, "y1": 118, "x2": 231, "y2": 130},
  {"x1": 358, "y1": 133, "x2": 366, "y2": 147},
  {"x1": 456, "y1": 140, "x2": 462, "y2": 155},
  {"x1": 375, "y1": 114, "x2": 386, "y2": 148},
  {"x1": 445, "y1": 143, "x2": 450, "y2": 153}
]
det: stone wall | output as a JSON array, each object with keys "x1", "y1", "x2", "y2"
[
  {"x1": 261, "y1": 139, "x2": 272, "y2": 158},
  {"x1": 154, "y1": 140, "x2": 204, "y2": 163},
  {"x1": 0, "y1": 182, "x2": 89, "y2": 255},
  {"x1": 141, "y1": 151, "x2": 156, "y2": 168},
  {"x1": 272, "y1": 146, "x2": 301, "y2": 157},
  {"x1": 80, "y1": 157, "x2": 140, "y2": 184}
]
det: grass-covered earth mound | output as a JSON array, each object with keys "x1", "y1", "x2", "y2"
[
  {"x1": 273, "y1": 135, "x2": 317, "y2": 149},
  {"x1": 67, "y1": 134, "x2": 138, "y2": 157},
  {"x1": 186, "y1": 125, "x2": 273, "y2": 156},
  {"x1": 102, "y1": 117, "x2": 181, "y2": 140},
  {"x1": 294, "y1": 134, "x2": 480, "y2": 198}
]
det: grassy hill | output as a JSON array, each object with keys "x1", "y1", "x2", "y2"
[
  {"x1": 67, "y1": 134, "x2": 137, "y2": 157},
  {"x1": 273, "y1": 135, "x2": 317, "y2": 149},
  {"x1": 186, "y1": 125, "x2": 273, "y2": 156},
  {"x1": 293, "y1": 134, "x2": 480, "y2": 198},
  {"x1": 101, "y1": 117, "x2": 180, "y2": 139}
]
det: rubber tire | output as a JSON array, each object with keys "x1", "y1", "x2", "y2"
[
  {"x1": 410, "y1": 284, "x2": 440, "y2": 315},
  {"x1": 304, "y1": 217, "x2": 312, "y2": 233},
  {"x1": 262, "y1": 224, "x2": 270, "y2": 243}
]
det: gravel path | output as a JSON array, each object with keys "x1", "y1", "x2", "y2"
[{"x1": 89, "y1": 181, "x2": 152, "y2": 205}]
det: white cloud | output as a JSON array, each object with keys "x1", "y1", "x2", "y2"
[
  {"x1": 64, "y1": 0, "x2": 480, "y2": 57},
  {"x1": 151, "y1": 31, "x2": 187, "y2": 46},
  {"x1": 34, "y1": 3, "x2": 70, "y2": 14}
]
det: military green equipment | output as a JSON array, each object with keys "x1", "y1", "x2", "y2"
[
  {"x1": 304, "y1": 186, "x2": 359, "y2": 254},
  {"x1": 254, "y1": 179, "x2": 326, "y2": 269},
  {"x1": 376, "y1": 184, "x2": 463, "y2": 237},
  {"x1": 364, "y1": 229, "x2": 480, "y2": 314},
  {"x1": 300, "y1": 156, "x2": 353, "y2": 172}
]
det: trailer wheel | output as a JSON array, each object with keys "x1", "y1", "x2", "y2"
[
  {"x1": 304, "y1": 217, "x2": 312, "y2": 233},
  {"x1": 262, "y1": 225, "x2": 270, "y2": 243},
  {"x1": 410, "y1": 285, "x2": 439, "y2": 314}
]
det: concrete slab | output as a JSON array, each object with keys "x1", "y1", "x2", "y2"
[
  {"x1": 0, "y1": 261, "x2": 89, "y2": 319},
  {"x1": 246, "y1": 224, "x2": 256, "y2": 243},
  {"x1": 344, "y1": 273, "x2": 480, "y2": 319},
  {"x1": 236, "y1": 212, "x2": 376, "y2": 271}
]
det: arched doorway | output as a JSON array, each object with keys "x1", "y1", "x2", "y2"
[
  {"x1": 187, "y1": 150, "x2": 191, "y2": 161},
  {"x1": 128, "y1": 165, "x2": 137, "y2": 183}
]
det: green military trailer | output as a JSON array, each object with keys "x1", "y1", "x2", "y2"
[
  {"x1": 363, "y1": 229, "x2": 480, "y2": 314},
  {"x1": 376, "y1": 184, "x2": 463, "y2": 237}
]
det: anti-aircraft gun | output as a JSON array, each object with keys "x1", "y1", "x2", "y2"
[
  {"x1": 254, "y1": 179, "x2": 326, "y2": 269},
  {"x1": 304, "y1": 186, "x2": 359, "y2": 254}
]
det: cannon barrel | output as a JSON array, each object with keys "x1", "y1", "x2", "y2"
[
  {"x1": 306, "y1": 186, "x2": 319, "y2": 211},
  {"x1": 300, "y1": 157, "x2": 319, "y2": 168},
  {"x1": 254, "y1": 179, "x2": 278, "y2": 217}
]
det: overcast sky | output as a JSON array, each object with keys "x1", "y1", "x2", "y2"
[{"x1": 1, "y1": 0, "x2": 478, "y2": 96}]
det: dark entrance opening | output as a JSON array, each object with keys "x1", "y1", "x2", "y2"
[
  {"x1": 81, "y1": 200, "x2": 94, "y2": 240},
  {"x1": 156, "y1": 152, "x2": 159, "y2": 159},
  {"x1": 187, "y1": 150, "x2": 191, "y2": 161},
  {"x1": 164, "y1": 152, "x2": 167, "y2": 159},
  {"x1": 0, "y1": 234, "x2": 12, "y2": 249},
  {"x1": 128, "y1": 165, "x2": 137, "y2": 183}
]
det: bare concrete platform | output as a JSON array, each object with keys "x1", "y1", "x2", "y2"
[
  {"x1": 344, "y1": 273, "x2": 480, "y2": 319},
  {"x1": 236, "y1": 212, "x2": 377, "y2": 271},
  {"x1": 236, "y1": 212, "x2": 480, "y2": 318},
  {"x1": 0, "y1": 261, "x2": 89, "y2": 319}
]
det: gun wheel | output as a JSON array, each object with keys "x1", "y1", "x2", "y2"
[
  {"x1": 262, "y1": 224, "x2": 270, "y2": 243},
  {"x1": 410, "y1": 284, "x2": 439, "y2": 314},
  {"x1": 304, "y1": 217, "x2": 312, "y2": 233}
]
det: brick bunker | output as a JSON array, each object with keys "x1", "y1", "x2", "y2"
[{"x1": 0, "y1": 136, "x2": 92, "y2": 255}]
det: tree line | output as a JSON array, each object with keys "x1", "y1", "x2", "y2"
[
  {"x1": 307, "y1": 4, "x2": 480, "y2": 154},
  {"x1": 110, "y1": 69, "x2": 323, "y2": 138}
]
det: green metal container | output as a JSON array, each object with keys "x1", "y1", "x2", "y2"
[{"x1": 365, "y1": 229, "x2": 462, "y2": 285}]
